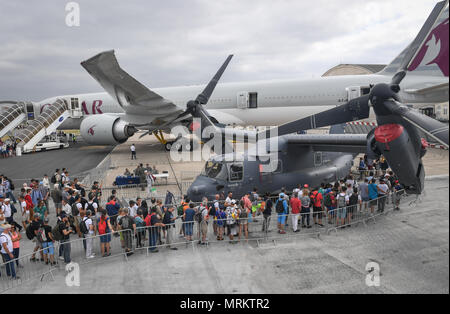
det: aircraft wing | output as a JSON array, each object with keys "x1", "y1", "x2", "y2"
[
  {"x1": 81, "y1": 50, "x2": 185, "y2": 123},
  {"x1": 404, "y1": 82, "x2": 449, "y2": 95},
  {"x1": 285, "y1": 134, "x2": 368, "y2": 154}
]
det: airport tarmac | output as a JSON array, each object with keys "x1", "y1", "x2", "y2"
[
  {"x1": 5, "y1": 175, "x2": 448, "y2": 294},
  {"x1": 0, "y1": 142, "x2": 114, "y2": 187}
]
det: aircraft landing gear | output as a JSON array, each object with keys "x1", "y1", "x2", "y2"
[{"x1": 154, "y1": 130, "x2": 200, "y2": 152}]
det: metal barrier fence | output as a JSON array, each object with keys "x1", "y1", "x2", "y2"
[
  {"x1": 80, "y1": 154, "x2": 112, "y2": 187},
  {"x1": 0, "y1": 189, "x2": 411, "y2": 293},
  {"x1": 0, "y1": 229, "x2": 132, "y2": 292}
]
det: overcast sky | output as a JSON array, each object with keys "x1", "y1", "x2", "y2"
[{"x1": 0, "y1": 0, "x2": 440, "y2": 101}]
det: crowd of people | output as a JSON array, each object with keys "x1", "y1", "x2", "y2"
[
  {"x1": 0, "y1": 139, "x2": 16, "y2": 158},
  {"x1": 0, "y1": 162, "x2": 404, "y2": 280}
]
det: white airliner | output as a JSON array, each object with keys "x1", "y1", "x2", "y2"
[{"x1": 24, "y1": 2, "x2": 450, "y2": 149}]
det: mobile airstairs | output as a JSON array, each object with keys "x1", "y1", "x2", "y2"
[{"x1": 11, "y1": 99, "x2": 71, "y2": 155}]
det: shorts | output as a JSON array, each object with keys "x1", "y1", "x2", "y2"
[
  {"x1": 239, "y1": 215, "x2": 248, "y2": 225},
  {"x1": 338, "y1": 207, "x2": 347, "y2": 219},
  {"x1": 369, "y1": 199, "x2": 378, "y2": 206},
  {"x1": 200, "y1": 221, "x2": 208, "y2": 235},
  {"x1": 347, "y1": 205, "x2": 356, "y2": 215},
  {"x1": 277, "y1": 213, "x2": 287, "y2": 225},
  {"x1": 313, "y1": 206, "x2": 322, "y2": 219},
  {"x1": 362, "y1": 196, "x2": 369, "y2": 202},
  {"x1": 42, "y1": 242, "x2": 54, "y2": 255},
  {"x1": 100, "y1": 234, "x2": 111, "y2": 243},
  {"x1": 327, "y1": 207, "x2": 335, "y2": 215},
  {"x1": 22, "y1": 213, "x2": 30, "y2": 222}
]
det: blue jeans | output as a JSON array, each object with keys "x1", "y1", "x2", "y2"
[
  {"x1": 149, "y1": 229, "x2": 157, "y2": 251},
  {"x1": 60, "y1": 239, "x2": 71, "y2": 263},
  {"x1": 2, "y1": 253, "x2": 16, "y2": 278}
]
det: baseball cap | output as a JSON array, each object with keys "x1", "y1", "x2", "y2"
[{"x1": 279, "y1": 193, "x2": 285, "y2": 198}]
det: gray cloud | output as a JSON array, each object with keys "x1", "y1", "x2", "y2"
[{"x1": 0, "y1": 0, "x2": 439, "y2": 101}]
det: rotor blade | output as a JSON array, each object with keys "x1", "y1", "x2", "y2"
[
  {"x1": 258, "y1": 95, "x2": 371, "y2": 140},
  {"x1": 384, "y1": 101, "x2": 449, "y2": 148},
  {"x1": 195, "y1": 55, "x2": 233, "y2": 105},
  {"x1": 391, "y1": 0, "x2": 448, "y2": 85}
]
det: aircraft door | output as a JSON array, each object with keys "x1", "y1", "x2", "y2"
[
  {"x1": 26, "y1": 102, "x2": 35, "y2": 120},
  {"x1": 70, "y1": 97, "x2": 83, "y2": 118},
  {"x1": 346, "y1": 86, "x2": 361, "y2": 101},
  {"x1": 237, "y1": 92, "x2": 249, "y2": 109}
]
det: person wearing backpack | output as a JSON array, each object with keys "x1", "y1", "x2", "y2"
[
  {"x1": 299, "y1": 189, "x2": 311, "y2": 229},
  {"x1": 97, "y1": 210, "x2": 114, "y2": 257},
  {"x1": 29, "y1": 213, "x2": 45, "y2": 262},
  {"x1": 146, "y1": 207, "x2": 165, "y2": 253},
  {"x1": 336, "y1": 186, "x2": 349, "y2": 228},
  {"x1": 238, "y1": 200, "x2": 249, "y2": 241},
  {"x1": 324, "y1": 189, "x2": 336, "y2": 225},
  {"x1": 262, "y1": 193, "x2": 273, "y2": 233},
  {"x1": 135, "y1": 209, "x2": 146, "y2": 248},
  {"x1": 118, "y1": 208, "x2": 136, "y2": 256},
  {"x1": 198, "y1": 199, "x2": 209, "y2": 245},
  {"x1": 348, "y1": 188, "x2": 361, "y2": 226},
  {"x1": 310, "y1": 187, "x2": 324, "y2": 227},
  {"x1": 275, "y1": 193, "x2": 288, "y2": 234},
  {"x1": 81, "y1": 210, "x2": 95, "y2": 259},
  {"x1": 41, "y1": 218, "x2": 56, "y2": 265}
]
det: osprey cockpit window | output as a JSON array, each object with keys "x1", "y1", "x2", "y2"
[
  {"x1": 228, "y1": 163, "x2": 243, "y2": 182},
  {"x1": 202, "y1": 161, "x2": 227, "y2": 180}
]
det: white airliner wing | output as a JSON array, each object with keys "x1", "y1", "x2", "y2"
[
  {"x1": 404, "y1": 82, "x2": 449, "y2": 95},
  {"x1": 81, "y1": 50, "x2": 185, "y2": 124}
]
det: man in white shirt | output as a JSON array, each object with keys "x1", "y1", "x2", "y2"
[
  {"x1": 336, "y1": 186, "x2": 350, "y2": 228},
  {"x1": 83, "y1": 210, "x2": 95, "y2": 258},
  {"x1": 0, "y1": 224, "x2": 18, "y2": 279},
  {"x1": 130, "y1": 144, "x2": 136, "y2": 160},
  {"x1": 19, "y1": 195, "x2": 30, "y2": 230},
  {"x1": 61, "y1": 199, "x2": 72, "y2": 216},
  {"x1": 129, "y1": 200, "x2": 138, "y2": 217},
  {"x1": 377, "y1": 179, "x2": 389, "y2": 213},
  {"x1": 145, "y1": 170, "x2": 155, "y2": 197}
]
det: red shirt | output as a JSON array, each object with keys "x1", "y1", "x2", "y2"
[
  {"x1": 311, "y1": 191, "x2": 323, "y2": 207},
  {"x1": 290, "y1": 197, "x2": 301, "y2": 214}
]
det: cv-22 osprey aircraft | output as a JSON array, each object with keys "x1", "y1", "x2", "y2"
[{"x1": 186, "y1": 1, "x2": 450, "y2": 202}]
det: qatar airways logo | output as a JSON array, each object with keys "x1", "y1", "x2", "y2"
[
  {"x1": 87, "y1": 125, "x2": 96, "y2": 136},
  {"x1": 40, "y1": 100, "x2": 103, "y2": 115},
  {"x1": 408, "y1": 18, "x2": 449, "y2": 77}
]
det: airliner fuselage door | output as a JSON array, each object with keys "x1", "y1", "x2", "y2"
[
  {"x1": 346, "y1": 86, "x2": 361, "y2": 101},
  {"x1": 70, "y1": 97, "x2": 82, "y2": 118},
  {"x1": 237, "y1": 91, "x2": 249, "y2": 109}
]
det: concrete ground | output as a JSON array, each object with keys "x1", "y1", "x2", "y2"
[
  {"x1": 1, "y1": 132, "x2": 448, "y2": 294},
  {"x1": 5, "y1": 176, "x2": 448, "y2": 294}
]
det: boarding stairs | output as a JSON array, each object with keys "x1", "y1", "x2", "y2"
[
  {"x1": 0, "y1": 102, "x2": 27, "y2": 139},
  {"x1": 15, "y1": 98, "x2": 70, "y2": 155}
]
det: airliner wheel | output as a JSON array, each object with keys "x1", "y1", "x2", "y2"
[{"x1": 164, "y1": 141, "x2": 173, "y2": 151}]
